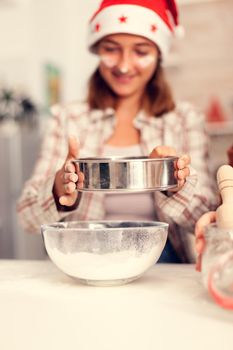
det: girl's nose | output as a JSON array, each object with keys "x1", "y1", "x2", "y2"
[{"x1": 117, "y1": 51, "x2": 132, "y2": 73}]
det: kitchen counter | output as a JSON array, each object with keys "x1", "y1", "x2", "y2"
[{"x1": 0, "y1": 260, "x2": 232, "y2": 350}]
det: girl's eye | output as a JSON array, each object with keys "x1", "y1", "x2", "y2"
[
  {"x1": 135, "y1": 51, "x2": 149, "y2": 56},
  {"x1": 102, "y1": 47, "x2": 118, "y2": 53}
]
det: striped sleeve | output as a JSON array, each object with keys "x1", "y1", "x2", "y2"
[{"x1": 17, "y1": 106, "x2": 73, "y2": 233}]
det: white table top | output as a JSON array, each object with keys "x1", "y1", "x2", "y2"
[{"x1": 0, "y1": 260, "x2": 232, "y2": 350}]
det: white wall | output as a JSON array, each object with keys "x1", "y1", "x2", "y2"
[
  {"x1": 0, "y1": 0, "x2": 100, "y2": 105},
  {"x1": 0, "y1": 0, "x2": 33, "y2": 91},
  {"x1": 0, "y1": 0, "x2": 101, "y2": 259},
  {"x1": 1, "y1": 0, "x2": 231, "y2": 110}
]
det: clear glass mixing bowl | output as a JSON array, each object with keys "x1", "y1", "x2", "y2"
[{"x1": 41, "y1": 221, "x2": 168, "y2": 286}]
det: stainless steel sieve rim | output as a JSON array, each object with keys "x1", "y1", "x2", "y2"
[
  {"x1": 74, "y1": 156, "x2": 178, "y2": 164},
  {"x1": 73, "y1": 155, "x2": 178, "y2": 192}
]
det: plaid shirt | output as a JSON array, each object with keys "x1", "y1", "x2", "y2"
[{"x1": 17, "y1": 101, "x2": 218, "y2": 262}]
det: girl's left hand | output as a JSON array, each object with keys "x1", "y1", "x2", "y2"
[{"x1": 149, "y1": 146, "x2": 191, "y2": 191}]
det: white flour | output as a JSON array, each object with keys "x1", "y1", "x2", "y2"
[{"x1": 47, "y1": 245, "x2": 163, "y2": 281}]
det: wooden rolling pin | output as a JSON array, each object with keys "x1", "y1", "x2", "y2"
[{"x1": 216, "y1": 165, "x2": 233, "y2": 229}]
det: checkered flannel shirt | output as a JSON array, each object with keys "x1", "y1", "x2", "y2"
[{"x1": 17, "y1": 101, "x2": 218, "y2": 262}]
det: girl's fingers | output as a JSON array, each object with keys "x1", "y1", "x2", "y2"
[
  {"x1": 196, "y1": 254, "x2": 202, "y2": 272},
  {"x1": 174, "y1": 168, "x2": 190, "y2": 189},
  {"x1": 195, "y1": 211, "x2": 217, "y2": 239},
  {"x1": 195, "y1": 237, "x2": 205, "y2": 254},
  {"x1": 177, "y1": 154, "x2": 191, "y2": 169},
  {"x1": 174, "y1": 155, "x2": 191, "y2": 188},
  {"x1": 59, "y1": 192, "x2": 78, "y2": 206},
  {"x1": 64, "y1": 172, "x2": 78, "y2": 183},
  {"x1": 65, "y1": 161, "x2": 76, "y2": 173},
  {"x1": 64, "y1": 182, "x2": 76, "y2": 194},
  {"x1": 177, "y1": 167, "x2": 190, "y2": 180},
  {"x1": 62, "y1": 170, "x2": 84, "y2": 193}
]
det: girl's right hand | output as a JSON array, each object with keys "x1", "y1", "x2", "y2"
[{"x1": 53, "y1": 136, "x2": 84, "y2": 207}]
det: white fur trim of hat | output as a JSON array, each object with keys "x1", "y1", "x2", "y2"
[{"x1": 88, "y1": 0, "x2": 184, "y2": 60}]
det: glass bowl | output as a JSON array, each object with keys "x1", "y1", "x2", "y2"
[
  {"x1": 202, "y1": 223, "x2": 233, "y2": 309},
  {"x1": 41, "y1": 221, "x2": 168, "y2": 286}
]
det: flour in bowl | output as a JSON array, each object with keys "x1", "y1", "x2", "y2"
[{"x1": 47, "y1": 245, "x2": 163, "y2": 281}]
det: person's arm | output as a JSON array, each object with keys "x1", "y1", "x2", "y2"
[
  {"x1": 152, "y1": 104, "x2": 219, "y2": 232},
  {"x1": 17, "y1": 106, "x2": 82, "y2": 233}
]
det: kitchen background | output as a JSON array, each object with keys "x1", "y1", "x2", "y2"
[{"x1": 0, "y1": 0, "x2": 232, "y2": 259}]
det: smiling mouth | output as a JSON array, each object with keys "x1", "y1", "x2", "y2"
[{"x1": 112, "y1": 72, "x2": 136, "y2": 83}]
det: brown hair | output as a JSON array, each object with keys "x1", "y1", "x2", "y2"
[{"x1": 87, "y1": 60, "x2": 175, "y2": 117}]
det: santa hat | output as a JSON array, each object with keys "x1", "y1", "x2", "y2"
[{"x1": 88, "y1": 0, "x2": 184, "y2": 59}]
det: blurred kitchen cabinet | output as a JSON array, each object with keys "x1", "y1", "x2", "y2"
[{"x1": 0, "y1": 121, "x2": 46, "y2": 259}]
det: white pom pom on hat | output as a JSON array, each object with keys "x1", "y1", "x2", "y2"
[{"x1": 88, "y1": 0, "x2": 184, "y2": 59}]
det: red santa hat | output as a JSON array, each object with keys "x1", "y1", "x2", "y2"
[{"x1": 88, "y1": 0, "x2": 183, "y2": 59}]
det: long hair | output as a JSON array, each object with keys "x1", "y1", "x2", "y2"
[{"x1": 87, "y1": 60, "x2": 175, "y2": 117}]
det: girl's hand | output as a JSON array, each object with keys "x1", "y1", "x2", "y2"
[
  {"x1": 149, "y1": 146, "x2": 191, "y2": 191},
  {"x1": 195, "y1": 211, "x2": 216, "y2": 272},
  {"x1": 53, "y1": 136, "x2": 84, "y2": 207}
]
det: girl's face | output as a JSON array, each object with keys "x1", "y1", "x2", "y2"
[{"x1": 97, "y1": 34, "x2": 159, "y2": 98}]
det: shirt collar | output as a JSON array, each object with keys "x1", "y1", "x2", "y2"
[
  {"x1": 133, "y1": 110, "x2": 164, "y2": 129},
  {"x1": 90, "y1": 106, "x2": 165, "y2": 128},
  {"x1": 90, "y1": 107, "x2": 115, "y2": 122}
]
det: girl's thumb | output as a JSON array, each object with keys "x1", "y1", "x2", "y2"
[{"x1": 67, "y1": 135, "x2": 79, "y2": 159}]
